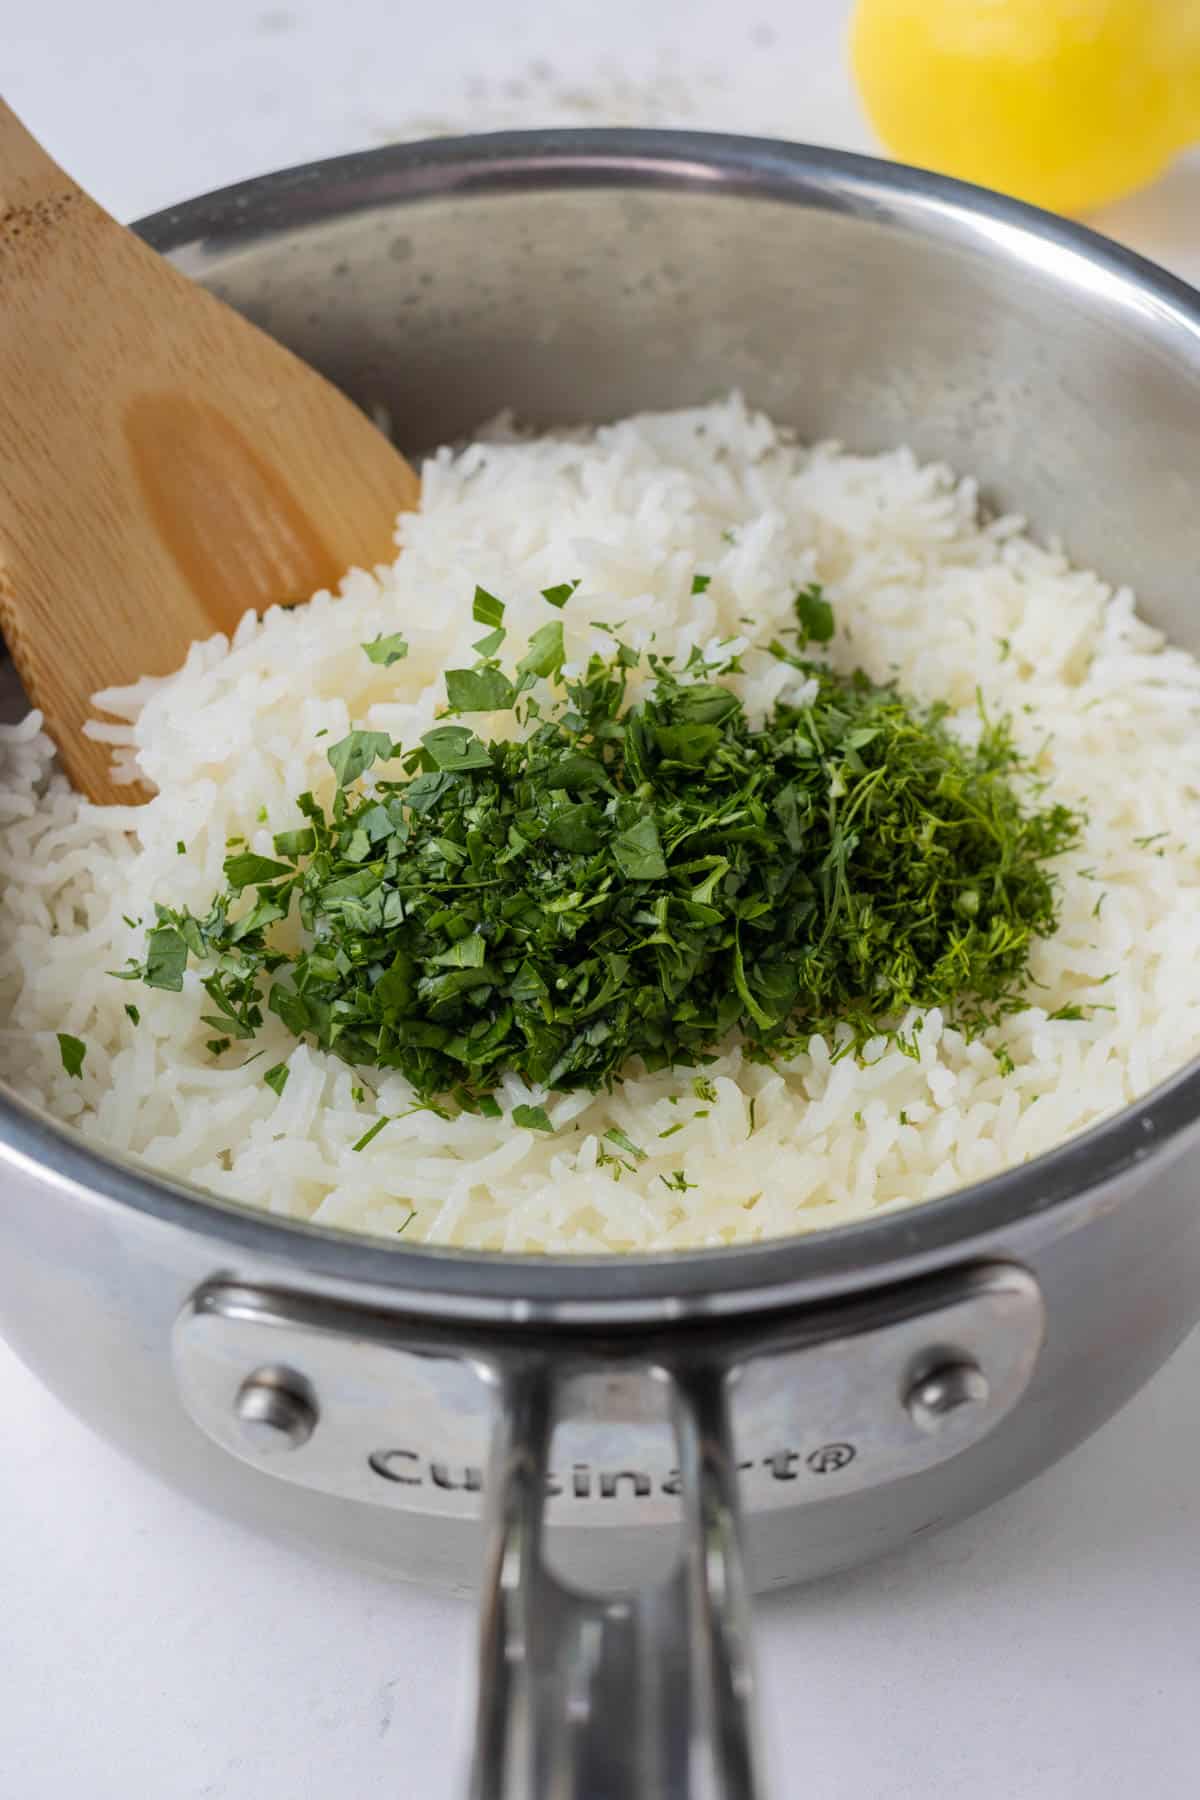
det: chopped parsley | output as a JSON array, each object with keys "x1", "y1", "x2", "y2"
[
  {"x1": 473, "y1": 587, "x2": 505, "y2": 628},
  {"x1": 57, "y1": 1033, "x2": 86, "y2": 1078},
  {"x1": 263, "y1": 1061, "x2": 290, "y2": 1096},
  {"x1": 793, "y1": 583, "x2": 834, "y2": 646},
  {"x1": 353, "y1": 1115, "x2": 390, "y2": 1152},
  {"x1": 513, "y1": 1104, "x2": 554, "y2": 1132},
  {"x1": 362, "y1": 632, "x2": 409, "y2": 667},
  {"x1": 120, "y1": 585, "x2": 1079, "y2": 1113},
  {"x1": 446, "y1": 665, "x2": 515, "y2": 713},
  {"x1": 327, "y1": 730, "x2": 392, "y2": 788},
  {"x1": 541, "y1": 580, "x2": 580, "y2": 610},
  {"x1": 144, "y1": 927, "x2": 188, "y2": 991}
]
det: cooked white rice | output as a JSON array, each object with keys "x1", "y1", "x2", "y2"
[{"x1": 2, "y1": 396, "x2": 1199, "y2": 1252}]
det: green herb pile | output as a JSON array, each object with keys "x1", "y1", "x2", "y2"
[{"x1": 120, "y1": 583, "x2": 1079, "y2": 1108}]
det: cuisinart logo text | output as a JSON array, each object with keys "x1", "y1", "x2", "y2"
[{"x1": 367, "y1": 1442, "x2": 857, "y2": 1496}]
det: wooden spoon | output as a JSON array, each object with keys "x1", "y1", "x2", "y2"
[{"x1": 0, "y1": 101, "x2": 421, "y2": 804}]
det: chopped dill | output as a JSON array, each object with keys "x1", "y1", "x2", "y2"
[{"x1": 604, "y1": 1126, "x2": 646, "y2": 1162}]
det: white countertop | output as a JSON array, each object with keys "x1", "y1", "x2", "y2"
[{"x1": 5, "y1": 3, "x2": 1200, "y2": 1795}]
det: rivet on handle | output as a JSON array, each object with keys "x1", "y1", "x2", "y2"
[
  {"x1": 905, "y1": 1359, "x2": 990, "y2": 1433},
  {"x1": 234, "y1": 1365, "x2": 318, "y2": 1454}
]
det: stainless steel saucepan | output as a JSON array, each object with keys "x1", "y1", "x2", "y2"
[{"x1": 4, "y1": 132, "x2": 1200, "y2": 1800}]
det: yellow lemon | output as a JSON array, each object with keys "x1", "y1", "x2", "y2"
[{"x1": 850, "y1": 0, "x2": 1200, "y2": 215}]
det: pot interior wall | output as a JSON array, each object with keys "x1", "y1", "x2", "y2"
[{"x1": 161, "y1": 161, "x2": 1200, "y2": 651}]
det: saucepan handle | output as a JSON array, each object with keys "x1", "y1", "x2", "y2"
[{"x1": 468, "y1": 1360, "x2": 765, "y2": 1800}]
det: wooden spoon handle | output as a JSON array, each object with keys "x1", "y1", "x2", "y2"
[{"x1": 0, "y1": 99, "x2": 75, "y2": 203}]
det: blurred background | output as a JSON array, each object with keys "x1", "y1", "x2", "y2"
[{"x1": 8, "y1": 0, "x2": 1200, "y2": 287}]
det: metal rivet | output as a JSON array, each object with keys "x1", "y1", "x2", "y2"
[
  {"x1": 234, "y1": 1367, "x2": 317, "y2": 1453},
  {"x1": 906, "y1": 1360, "x2": 989, "y2": 1433}
]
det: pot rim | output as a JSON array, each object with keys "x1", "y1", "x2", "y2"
[{"x1": 6, "y1": 128, "x2": 1200, "y2": 1323}]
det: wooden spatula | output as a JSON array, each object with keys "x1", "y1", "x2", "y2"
[{"x1": 0, "y1": 100, "x2": 421, "y2": 804}]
